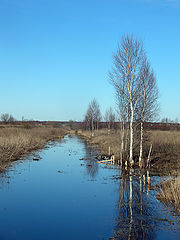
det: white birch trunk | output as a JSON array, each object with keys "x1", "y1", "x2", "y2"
[
  {"x1": 147, "y1": 144, "x2": 152, "y2": 168},
  {"x1": 91, "y1": 116, "x2": 94, "y2": 137},
  {"x1": 120, "y1": 121, "x2": 124, "y2": 166},
  {"x1": 129, "y1": 104, "x2": 134, "y2": 167},
  {"x1": 128, "y1": 172, "x2": 133, "y2": 240},
  {"x1": 139, "y1": 121, "x2": 143, "y2": 168}
]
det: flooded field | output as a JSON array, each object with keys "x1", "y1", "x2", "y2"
[{"x1": 0, "y1": 135, "x2": 179, "y2": 240}]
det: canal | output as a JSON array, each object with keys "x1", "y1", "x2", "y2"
[{"x1": 0, "y1": 135, "x2": 179, "y2": 239}]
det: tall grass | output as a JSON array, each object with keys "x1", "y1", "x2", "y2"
[
  {"x1": 79, "y1": 129, "x2": 180, "y2": 168},
  {"x1": 80, "y1": 129, "x2": 122, "y2": 157},
  {"x1": 0, "y1": 127, "x2": 67, "y2": 171},
  {"x1": 150, "y1": 130, "x2": 180, "y2": 156},
  {"x1": 150, "y1": 130, "x2": 180, "y2": 169},
  {"x1": 159, "y1": 176, "x2": 180, "y2": 212}
]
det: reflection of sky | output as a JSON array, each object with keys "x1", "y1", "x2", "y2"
[{"x1": 0, "y1": 136, "x2": 179, "y2": 239}]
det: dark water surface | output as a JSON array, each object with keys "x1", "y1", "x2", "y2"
[{"x1": 0, "y1": 135, "x2": 180, "y2": 240}]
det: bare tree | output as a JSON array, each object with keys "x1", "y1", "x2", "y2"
[
  {"x1": 110, "y1": 35, "x2": 145, "y2": 167},
  {"x1": 84, "y1": 109, "x2": 91, "y2": 130},
  {"x1": 1, "y1": 113, "x2": 15, "y2": 124},
  {"x1": 104, "y1": 107, "x2": 115, "y2": 132},
  {"x1": 8, "y1": 115, "x2": 15, "y2": 123},
  {"x1": 1, "y1": 113, "x2": 9, "y2": 123},
  {"x1": 136, "y1": 58, "x2": 159, "y2": 168},
  {"x1": 84, "y1": 99, "x2": 101, "y2": 134},
  {"x1": 94, "y1": 104, "x2": 101, "y2": 130},
  {"x1": 116, "y1": 89, "x2": 130, "y2": 166}
]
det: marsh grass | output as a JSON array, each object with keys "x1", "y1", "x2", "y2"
[
  {"x1": 80, "y1": 129, "x2": 122, "y2": 157},
  {"x1": 79, "y1": 129, "x2": 180, "y2": 168},
  {"x1": 159, "y1": 176, "x2": 180, "y2": 213},
  {"x1": 80, "y1": 129, "x2": 180, "y2": 212},
  {"x1": 150, "y1": 130, "x2": 180, "y2": 169},
  {"x1": 150, "y1": 130, "x2": 180, "y2": 156},
  {"x1": 0, "y1": 127, "x2": 67, "y2": 171}
]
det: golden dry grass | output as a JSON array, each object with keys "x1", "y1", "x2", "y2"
[
  {"x1": 159, "y1": 176, "x2": 180, "y2": 212},
  {"x1": 150, "y1": 130, "x2": 180, "y2": 154},
  {"x1": 80, "y1": 129, "x2": 180, "y2": 168},
  {"x1": 151, "y1": 130, "x2": 180, "y2": 145},
  {"x1": 150, "y1": 130, "x2": 180, "y2": 169},
  {"x1": 0, "y1": 126, "x2": 68, "y2": 171},
  {"x1": 80, "y1": 129, "x2": 122, "y2": 158}
]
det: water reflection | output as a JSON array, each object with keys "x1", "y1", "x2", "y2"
[
  {"x1": 112, "y1": 168, "x2": 179, "y2": 240},
  {"x1": 80, "y1": 144, "x2": 157, "y2": 239},
  {"x1": 82, "y1": 141, "x2": 99, "y2": 179},
  {"x1": 79, "y1": 139, "x2": 180, "y2": 240},
  {"x1": 0, "y1": 136, "x2": 179, "y2": 240}
]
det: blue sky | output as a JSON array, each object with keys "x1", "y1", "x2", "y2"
[{"x1": 0, "y1": 0, "x2": 179, "y2": 121}]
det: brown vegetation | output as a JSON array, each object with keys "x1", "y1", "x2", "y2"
[
  {"x1": 79, "y1": 129, "x2": 180, "y2": 170},
  {"x1": 150, "y1": 130, "x2": 180, "y2": 170},
  {"x1": 80, "y1": 129, "x2": 121, "y2": 157},
  {"x1": 0, "y1": 126, "x2": 68, "y2": 171},
  {"x1": 79, "y1": 128, "x2": 180, "y2": 212},
  {"x1": 159, "y1": 176, "x2": 180, "y2": 213}
]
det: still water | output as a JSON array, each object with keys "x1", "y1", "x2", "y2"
[{"x1": 0, "y1": 135, "x2": 179, "y2": 240}]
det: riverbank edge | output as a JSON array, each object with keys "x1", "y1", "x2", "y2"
[
  {"x1": 0, "y1": 127, "x2": 71, "y2": 172},
  {"x1": 77, "y1": 130, "x2": 180, "y2": 170},
  {"x1": 77, "y1": 130, "x2": 180, "y2": 213}
]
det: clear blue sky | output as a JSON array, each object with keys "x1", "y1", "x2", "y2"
[{"x1": 0, "y1": 0, "x2": 179, "y2": 121}]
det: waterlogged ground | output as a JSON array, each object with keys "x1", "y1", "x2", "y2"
[{"x1": 0, "y1": 135, "x2": 180, "y2": 240}]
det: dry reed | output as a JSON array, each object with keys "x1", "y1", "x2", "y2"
[
  {"x1": 80, "y1": 129, "x2": 122, "y2": 158},
  {"x1": 159, "y1": 176, "x2": 180, "y2": 212},
  {"x1": 150, "y1": 130, "x2": 180, "y2": 169},
  {"x1": 79, "y1": 129, "x2": 180, "y2": 168},
  {"x1": 0, "y1": 127, "x2": 67, "y2": 171}
]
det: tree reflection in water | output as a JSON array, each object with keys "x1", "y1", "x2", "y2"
[
  {"x1": 82, "y1": 141, "x2": 99, "y2": 179},
  {"x1": 82, "y1": 143, "x2": 157, "y2": 239},
  {"x1": 113, "y1": 169, "x2": 157, "y2": 240},
  {"x1": 80, "y1": 139, "x2": 179, "y2": 240}
]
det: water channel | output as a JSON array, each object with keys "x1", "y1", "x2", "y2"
[{"x1": 0, "y1": 135, "x2": 179, "y2": 239}]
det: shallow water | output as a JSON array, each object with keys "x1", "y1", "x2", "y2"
[{"x1": 0, "y1": 135, "x2": 179, "y2": 240}]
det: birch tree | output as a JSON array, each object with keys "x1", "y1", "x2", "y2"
[
  {"x1": 136, "y1": 58, "x2": 159, "y2": 168},
  {"x1": 116, "y1": 89, "x2": 130, "y2": 166},
  {"x1": 104, "y1": 107, "x2": 115, "y2": 132},
  {"x1": 110, "y1": 35, "x2": 145, "y2": 167},
  {"x1": 84, "y1": 99, "x2": 101, "y2": 133}
]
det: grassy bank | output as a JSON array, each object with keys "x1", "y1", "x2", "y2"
[
  {"x1": 150, "y1": 130, "x2": 180, "y2": 170},
  {"x1": 79, "y1": 129, "x2": 121, "y2": 155},
  {"x1": 79, "y1": 129, "x2": 180, "y2": 170},
  {"x1": 0, "y1": 126, "x2": 68, "y2": 171}
]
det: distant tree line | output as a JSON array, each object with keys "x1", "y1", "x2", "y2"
[
  {"x1": 83, "y1": 99, "x2": 116, "y2": 133},
  {"x1": 0, "y1": 113, "x2": 16, "y2": 124},
  {"x1": 84, "y1": 99, "x2": 101, "y2": 132}
]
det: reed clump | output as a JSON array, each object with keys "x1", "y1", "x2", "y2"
[
  {"x1": 159, "y1": 176, "x2": 180, "y2": 212},
  {"x1": 0, "y1": 127, "x2": 67, "y2": 171}
]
